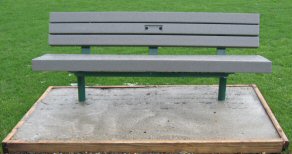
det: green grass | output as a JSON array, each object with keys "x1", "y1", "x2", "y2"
[{"x1": 0, "y1": 0, "x2": 291, "y2": 152}]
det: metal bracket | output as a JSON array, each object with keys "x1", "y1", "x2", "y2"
[
  {"x1": 149, "y1": 46, "x2": 158, "y2": 55},
  {"x1": 82, "y1": 46, "x2": 91, "y2": 54},
  {"x1": 217, "y1": 48, "x2": 226, "y2": 55}
]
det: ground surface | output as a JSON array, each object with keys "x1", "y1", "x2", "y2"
[
  {"x1": 12, "y1": 86, "x2": 279, "y2": 141},
  {"x1": 0, "y1": 0, "x2": 291, "y2": 152}
]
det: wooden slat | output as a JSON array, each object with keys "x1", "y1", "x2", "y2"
[
  {"x1": 50, "y1": 23, "x2": 259, "y2": 36},
  {"x1": 5, "y1": 140, "x2": 283, "y2": 153},
  {"x1": 32, "y1": 54, "x2": 271, "y2": 73},
  {"x1": 50, "y1": 12, "x2": 260, "y2": 24},
  {"x1": 49, "y1": 35, "x2": 259, "y2": 47}
]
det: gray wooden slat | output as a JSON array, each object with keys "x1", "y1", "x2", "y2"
[
  {"x1": 32, "y1": 54, "x2": 271, "y2": 73},
  {"x1": 50, "y1": 23, "x2": 259, "y2": 36},
  {"x1": 49, "y1": 35, "x2": 259, "y2": 48},
  {"x1": 50, "y1": 12, "x2": 260, "y2": 24}
]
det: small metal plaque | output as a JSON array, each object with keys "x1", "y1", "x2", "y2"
[{"x1": 145, "y1": 25, "x2": 163, "y2": 31}]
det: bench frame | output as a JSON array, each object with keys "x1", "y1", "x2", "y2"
[
  {"x1": 42, "y1": 12, "x2": 267, "y2": 103},
  {"x1": 74, "y1": 46, "x2": 229, "y2": 102}
]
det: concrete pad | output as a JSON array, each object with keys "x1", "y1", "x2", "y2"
[{"x1": 12, "y1": 85, "x2": 280, "y2": 142}]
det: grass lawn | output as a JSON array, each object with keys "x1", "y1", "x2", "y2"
[{"x1": 0, "y1": 0, "x2": 291, "y2": 152}]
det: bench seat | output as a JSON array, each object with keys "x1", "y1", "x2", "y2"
[{"x1": 32, "y1": 54, "x2": 271, "y2": 73}]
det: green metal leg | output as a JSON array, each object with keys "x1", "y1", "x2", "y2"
[
  {"x1": 77, "y1": 75, "x2": 86, "y2": 102},
  {"x1": 218, "y1": 76, "x2": 227, "y2": 101},
  {"x1": 217, "y1": 48, "x2": 227, "y2": 101}
]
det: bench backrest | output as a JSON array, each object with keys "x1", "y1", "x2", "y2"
[{"x1": 49, "y1": 12, "x2": 259, "y2": 48}]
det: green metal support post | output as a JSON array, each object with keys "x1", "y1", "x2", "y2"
[
  {"x1": 76, "y1": 46, "x2": 91, "y2": 102},
  {"x1": 217, "y1": 48, "x2": 227, "y2": 101},
  {"x1": 81, "y1": 46, "x2": 91, "y2": 54},
  {"x1": 77, "y1": 75, "x2": 86, "y2": 102},
  {"x1": 149, "y1": 46, "x2": 158, "y2": 55},
  {"x1": 218, "y1": 76, "x2": 227, "y2": 101}
]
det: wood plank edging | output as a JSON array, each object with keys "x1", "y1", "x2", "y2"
[
  {"x1": 1, "y1": 86, "x2": 53, "y2": 153},
  {"x1": 5, "y1": 140, "x2": 283, "y2": 153},
  {"x1": 251, "y1": 84, "x2": 289, "y2": 151}
]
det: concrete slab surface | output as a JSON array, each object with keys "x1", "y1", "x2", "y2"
[{"x1": 12, "y1": 85, "x2": 280, "y2": 142}]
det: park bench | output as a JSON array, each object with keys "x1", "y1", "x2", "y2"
[{"x1": 32, "y1": 12, "x2": 272, "y2": 102}]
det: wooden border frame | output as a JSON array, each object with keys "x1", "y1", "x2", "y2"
[
  {"x1": 2, "y1": 85, "x2": 289, "y2": 153},
  {"x1": 251, "y1": 84, "x2": 289, "y2": 151}
]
